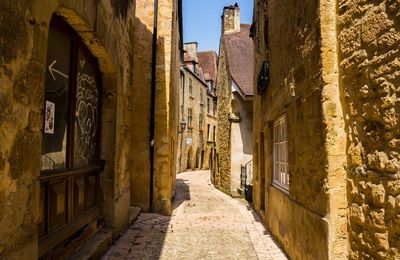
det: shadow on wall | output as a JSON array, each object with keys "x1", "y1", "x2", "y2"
[{"x1": 239, "y1": 99, "x2": 253, "y2": 156}]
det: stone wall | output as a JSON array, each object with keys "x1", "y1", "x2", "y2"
[
  {"x1": 0, "y1": 0, "x2": 135, "y2": 257},
  {"x1": 204, "y1": 105, "x2": 218, "y2": 171},
  {"x1": 216, "y1": 43, "x2": 232, "y2": 193},
  {"x1": 177, "y1": 67, "x2": 206, "y2": 172},
  {"x1": 0, "y1": 0, "x2": 180, "y2": 257},
  {"x1": 143, "y1": 0, "x2": 180, "y2": 216},
  {"x1": 338, "y1": 0, "x2": 400, "y2": 258},
  {"x1": 252, "y1": 0, "x2": 347, "y2": 258}
]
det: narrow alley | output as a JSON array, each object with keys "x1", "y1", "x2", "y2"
[{"x1": 102, "y1": 171, "x2": 287, "y2": 260}]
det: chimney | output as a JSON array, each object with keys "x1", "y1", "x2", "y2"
[
  {"x1": 183, "y1": 42, "x2": 198, "y2": 62},
  {"x1": 222, "y1": 3, "x2": 240, "y2": 34}
]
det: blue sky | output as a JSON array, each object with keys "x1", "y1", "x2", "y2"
[{"x1": 183, "y1": 0, "x2": 254, "y2": 52}]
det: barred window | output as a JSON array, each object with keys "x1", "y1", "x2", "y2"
[{"x1": 273, "y1": 115, "x2": 289, "y2": 192}]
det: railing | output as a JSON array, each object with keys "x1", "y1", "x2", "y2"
[{"x1": 240, "y1": 159, "x2": 253, "y2": 202}]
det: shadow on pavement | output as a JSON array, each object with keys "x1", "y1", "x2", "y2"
[
  {"x1": 102, "y1": 175, "x2": 191, "y2": 259},
  {"x1": 172, "y1": 178, "x2": 191, "y2": 210}
]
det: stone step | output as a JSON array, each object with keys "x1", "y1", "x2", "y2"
[{"x1": 67, "y1": 229, "x2": 112, "y2": 260}]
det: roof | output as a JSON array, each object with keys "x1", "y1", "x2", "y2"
[
  {"x1": 223, "y1": 24, "x2": 254, "y2": 96},
  {"x1": 197, "y1": 51, "x2": 218, "y2": 83}
]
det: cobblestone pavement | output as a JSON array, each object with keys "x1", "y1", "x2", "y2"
[{"x1": 102, "y1": 170, "x2": 287, "y2": 260}]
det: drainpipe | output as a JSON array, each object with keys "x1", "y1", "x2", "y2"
[
  {"x1": 179, "y1": 72, "x2": 185, "y2": 172},
  {"x1": 149, "y1": 0, "x2": 159, "y2": 212}
]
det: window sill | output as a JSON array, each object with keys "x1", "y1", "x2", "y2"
[
  {"x1": 189, "y1": 95, "x2": 194, "y2": 99},
  {"x1": 272, "y1": 181, "x2": 289, "y2": 195}
]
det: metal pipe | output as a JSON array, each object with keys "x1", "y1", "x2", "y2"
[
  {"x1": 149, "y1": 0, "x2": 159, "y2": 212},
  {"x1": 179, "y1": 72, "x2": 185, "y2": 172}
]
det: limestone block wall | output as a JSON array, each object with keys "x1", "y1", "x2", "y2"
[
  {"x1": 0, "y1": 0, "x2": 138, "y2": 257},
  {"x1": 216, "y1": 44, "x2": 232, "y2": 193},
  {"x1": 0, "y1": 0, "x2": 181, "y2": 257},
  {"x1": 177, "y1": 68, "x2": 206, "y2": 172},
  {"x1": 338, "y1": 1, "x2": 400, "y2": 258},
  {"x1": 131, "y1": 0, "x2": 154, "y2": 211},
  {"x1": 252, "y1": 0, "x2": 347, "y2": 258},
  {"x1": 204, "y1": 111, "x2": 218, "y2": 171},
  {"x1": 152, "y1": 0, "x2": 180, "y2": 215}
]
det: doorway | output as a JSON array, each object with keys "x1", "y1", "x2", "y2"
[{"x1": 38, "y1": 15, "x2": 102, "y2": 256}]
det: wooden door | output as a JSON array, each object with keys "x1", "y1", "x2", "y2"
[{"x1": 38, "y1": 15, "x2": 102, "y2": 257}]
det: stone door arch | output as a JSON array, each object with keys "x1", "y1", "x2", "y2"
[
  {"x1": 195, "y1": 148, "x2": 200, "y2": 169},
  {"x1": 187, "y1": 146, "x2": 193, "y2": 170},
  {"x1": 36, "y1": 9, "x2": 118, "y2": 257}
]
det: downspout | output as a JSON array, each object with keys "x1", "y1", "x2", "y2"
[{"x1": 149, "y1": 0, "x2": 159, "y2": 212}]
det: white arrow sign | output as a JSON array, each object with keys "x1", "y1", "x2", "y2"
[{"x1": 48, "y1": 60, "x2": 69, "y2": 81}]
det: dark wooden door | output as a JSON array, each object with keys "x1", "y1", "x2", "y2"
[{"x1": 38, "y1": 15, "x2": 102, "y2": 257}]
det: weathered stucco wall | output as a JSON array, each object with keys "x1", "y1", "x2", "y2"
[
  {"x1": 252, "y1": 0, "x2": 347, "y2": 258},
  {"x1": 230, "y1": 94, "x2": 253, "y2": 196},
  {"x1": 338, "y1": 0, "x2": 400, "y2": 258}
]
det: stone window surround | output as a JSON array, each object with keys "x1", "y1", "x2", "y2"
[{"x1": 272, "y1": 114, "x2": 289, "y2": 193}]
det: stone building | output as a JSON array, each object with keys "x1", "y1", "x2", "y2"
[
  {"x1": 215, "y1": 4, "x2": 254, "y2": 196},
  {"x1": 198, "y1": 50, "x2": 218, "y2": 173},
  {"x1": 0, "y1": 0, "x2": 182, "y2": 258},
  {"x1": 177, "y1": 43, "x2": 217, "y2": 173},
  {"x1": 252, "y1": 0, "x2": 400, "y2": 259}
]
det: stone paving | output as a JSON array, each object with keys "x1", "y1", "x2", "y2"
[{"x1": 102, "y1": 170, "x2": 287, "y2": 260}]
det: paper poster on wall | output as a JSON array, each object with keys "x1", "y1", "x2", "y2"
[{"x1": 45, "y1": 101, "x2": 55, "y2": 134}]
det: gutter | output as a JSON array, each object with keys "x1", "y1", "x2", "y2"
[{"x1": 149, "y1": 0, "x2": 159, "y2": 211}]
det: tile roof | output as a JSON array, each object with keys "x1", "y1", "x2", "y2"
[
  {"x1": 197, "y1": 51, "x2": 218, "y2": 83},
  {"x1": 223, "y1": 24, "x2": 254, "y2": 96}
]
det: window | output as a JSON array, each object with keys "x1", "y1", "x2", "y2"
[
  {"x1": 39, "y1": 15, "x2": 101, "y2": 250},
  {"x1": 207, "y1": 124, "x2": 211, "y2": 141},
  {"x1": 188, "y1": 108, "x2": 192, "y2": 128},
  {"x1": 273, "y1": 115, "x2": 289, "y2": 191},
  {"x1": 189, "y1": 78, "x2": 193, "y2": 96},
  {"x1": 207, "y1": 98, "x2": 211, "y2": 114},
  {"x1": 200, "y1": 91, "x2": 203, "y2": 104},
  {"x1": 213, "y1": 126, "x2": 216, "y2": 142},
  {"x1": 199, "y1": 113, "x2": 203, "y2": 131},
  {"x1": 213, "y1": 99, "x2": 217, "y2": 116}
]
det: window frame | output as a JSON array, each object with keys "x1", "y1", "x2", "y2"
[
  {"x1": 187, "y1": 108, "x2": 192, "y2": 129},
  {"x1": 189, "y1": 78, "x2": 193, "y2": 97},
  {"x1": 38, "y1": 15, "x2": 103, "y2": 255},
  {"x1": 272, "y1": 114, "x2": 289, "y2": 193},
  {"x1": 207, "y1": 124, "x2": 211, "y2": 141},
  {"x1": 40, "y1": 17, "x2": 102, "y2": 174}
]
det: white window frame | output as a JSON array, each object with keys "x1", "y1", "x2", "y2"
[{"x1": 273, "y1": 114, "x2": 289, "y2": 192}]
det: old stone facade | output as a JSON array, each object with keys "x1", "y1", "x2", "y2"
[
  {"x1": 216, "y1": 4, "x2": 253, "y2": 196},
  {"x1": 177, "y1": 43, "x2": 217, "y2": 173},
  {"x1": 252, "y1": 0, "x2": 400, "y2": 259},
  {"x1": 198, "y1": 50, "x2": 218, "y2": 173},
  {"x1": 0, "y1": 0, "x2": 182, "y2": 258}
]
